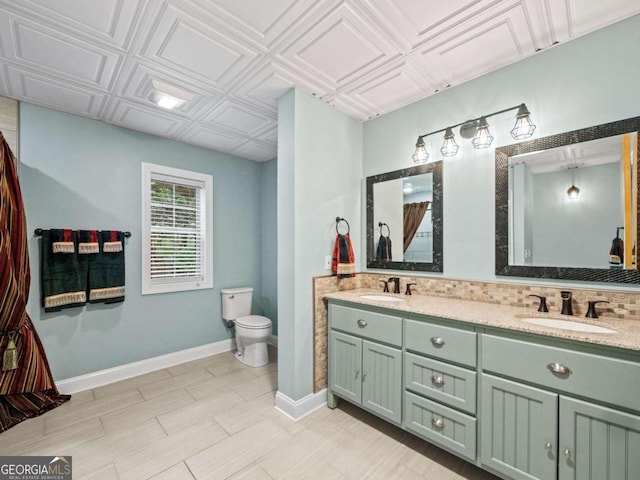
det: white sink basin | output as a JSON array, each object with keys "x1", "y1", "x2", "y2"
[
  {"x1": 520, "y1": 317, "x2": 616, "y2": 334},
  {"x1": 360, "y1": 295, "x2": 405, "y2": 303}
]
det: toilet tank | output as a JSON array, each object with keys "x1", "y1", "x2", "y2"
[{"x1": 221, "y1": 287, "x2": 253, "y2": 321}]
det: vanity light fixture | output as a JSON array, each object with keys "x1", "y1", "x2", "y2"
[
  {"x1": 567, "y1": 184, "x2": 580, "y2": 200},
  {"x1": 412, "y1": 103, "x2": 536, "y2": 162}
]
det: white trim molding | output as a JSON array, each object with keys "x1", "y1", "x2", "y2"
[
  {"x1": 56, "y1": 339, "x2": 235, "y2": 394},
  {"x1": 275, "y1": 389, "x2": 327, "y2": 421}
]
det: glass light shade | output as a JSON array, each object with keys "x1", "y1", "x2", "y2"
[
  {"x1": 148, "y1": 91, "x2": 185, "y2": 110},
  {"x1": 412, "y1": 137, "x2": 429, "y2": 163},
  {"x1": 440, "y1": 127, "x2": 459, "y2": 157},
  {"x1": 510, "y1": 104, "x2": 536, "y2": 139},
  {"x1": 471, "y1": 117, "x2": 494, "y2": 149},
  {"x1": 567, "y1": 184, "x2": 580, "y2": 200}
]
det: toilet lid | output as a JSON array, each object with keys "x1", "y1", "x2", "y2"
[{"x1": 235, "y1": 315, "x2": 271, "y2": 329}]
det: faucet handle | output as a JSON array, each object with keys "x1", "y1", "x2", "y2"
[
  {"x1": 586, "y1": 300, "x2": 610, "y2": 319},
  {"x1": 529, "y1": 295, "x2": 549, "y2": 313},
  {"x1": 380, "y1": 280, "x2": 389, "y2": 293},
  {"x1": 405, "y1": 283, "x2": 416, "y2": 295}
]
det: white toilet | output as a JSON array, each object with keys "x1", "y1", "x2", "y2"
[{"x1": 221, "y1": 287, "x2": 272, "y2": 367}]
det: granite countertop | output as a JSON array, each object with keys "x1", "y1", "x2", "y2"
[{"x1": 324, "y1": 288, "x2": 640, "y2": 353}]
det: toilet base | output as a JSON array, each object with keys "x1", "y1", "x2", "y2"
[{"x1": 235, "y1": 341, "x2": 269, "y2": 368}]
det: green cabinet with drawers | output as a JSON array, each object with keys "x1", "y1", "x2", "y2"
[
  {"x1": 328, "y1": 304, "x2": 402, "y2": 424},
  {"x1": 327, "y1": 299, "x2": 640, "y2": 480}
]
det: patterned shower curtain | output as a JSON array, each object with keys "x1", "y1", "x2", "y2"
[{"x1": 0, "y1": 131, "x2": 69, "y2": 433}]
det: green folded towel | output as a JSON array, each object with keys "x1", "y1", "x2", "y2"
[{"x1": 88, "y1": 231, "x2": 125, "y2": 304}]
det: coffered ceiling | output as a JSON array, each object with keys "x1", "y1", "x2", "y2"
[{"x1": 0, "y1": 1, "x2": 637, "y2": 162}]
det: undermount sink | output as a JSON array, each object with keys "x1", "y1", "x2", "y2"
[
  {"x1": 360, "y1": 295, "x2": 405, "y2": 302},
  {"x1": 519, "y1": 317, "x2": 617, "y2": 334}
]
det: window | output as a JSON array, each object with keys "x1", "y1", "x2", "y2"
[{"x1": 142, "y1": 163, "x2": 213, "y2": 294}]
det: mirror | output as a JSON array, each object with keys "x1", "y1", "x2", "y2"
[
  {"x1": 496, "y1": 116, "x2": 640, "y2": 283},
  {"x1": 367, "y1": 162, "x2": 443, "y2": 271}
]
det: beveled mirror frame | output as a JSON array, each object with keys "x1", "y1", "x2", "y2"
[
  {"x1": 495, "y1": 116, "x2": 640, "y2": 283},
  {"x1": 367, "y1": 161, "x2": 443, "y2": 272}
]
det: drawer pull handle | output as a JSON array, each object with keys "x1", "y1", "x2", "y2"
[
  {"x1": 431, "y1": 337, "x2": 445, "y2": 346},
  {"x1": 362, "y1": 371, "x2": 367, "y2": 380},
  {"x1": 547, "y1": 363, "x2": 572, "y2": 375},
  {"x1": 431, "y1": 375, "x2": 445, "y2": 386},
  {"x1": 355, "y1": 369, "x2": 360, "y2": 379},
  {"x1": 357, "y1": 319, "x2": 367, "y2": 328},
  {"x1": 431, "y1": 417, "x2": 444, "y2": 428},
  {"x1": 545, "y1": 442, "x2": 553, "y2": 452},
  {"x1": 563, "y1": 449, "x2": 572, "y2": 458}
]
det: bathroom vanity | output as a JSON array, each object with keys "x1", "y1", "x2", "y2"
[{"x1": 326, "y1": 290, "x2": 640, "y2": 480}]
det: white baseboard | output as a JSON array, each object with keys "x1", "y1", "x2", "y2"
[
  {"x1": 56, "y1": 338, "x2": 236, "y2": 394},
  {"x1": 274, "y1": 389, "x2": 327, "y2": 421}
]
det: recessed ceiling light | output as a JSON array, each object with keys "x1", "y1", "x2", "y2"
[{"x1": 148, "y1": 91, "x2": 185, "y2": 110}]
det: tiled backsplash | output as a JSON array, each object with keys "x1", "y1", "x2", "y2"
[{"x1": 313, "y1": 273, "x2": 640, "y2": 392}]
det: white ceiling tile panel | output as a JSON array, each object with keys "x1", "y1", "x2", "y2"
[
  {"x1": 278, "y1": 2, "x2": 401, "y2": 89},
  {"x1": 140, "y1": 3, "x2": 262, "y2": 88},
  {"x1": 106, "y1": 99, "x2": 188, "y2": 137},
  {"x1": 5, "y1": 65, "x2": 106, "y2": 117},
  {"x1": 0, "y1": 0, "x2": 636, "y2": 162},
  {"x1": 0, "y1": 16, "x2": 121, "y2": 90},
  {"x1": 10, "y1": 0, "x2": 144, "y2": 49}
]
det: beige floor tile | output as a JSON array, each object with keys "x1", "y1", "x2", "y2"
[
  {"x1": 137, "y1": 369, "x2": 213, "y2": 400},
  {"x1": 186, "y1": 419, "x2": 291, "y2": 480},
  {"x1": 115, "y1": 417, "x2": 227, "y2": 480},
  {"x1": 213, "y1": 392, "x2": 276, "y2": 435},
  {"x1": 3, "y1": 418, "x2": 105, "y2": 456},
  {"x1": 82, "y1": 462, "x2": 119, "y2": 480},
  {"x1": 186, "y1": 369, "x2": 258, "y2": 400},
  {"x1": 227, "y1": 463, "x2": 274, "y2": 480},
  {"x1": 92, "y1": 369, "x2": 173, "y2": 399},
  {"x1": 101, "y1": 388, "x2": 194, "y2": 434},
  {"x1": 44, "y1": 389, "x2": 143, "y2": 434},
  {"x1": 68, "y1": 389, "x2": 96, "y2": 404},
  {"x1": 205, "y1": 357, "x2": 251, "y2": 377},
  {"x1": 229, "y1": 370, "x2": 277, "y2": 400},
  {"x1": 248, "y1": 360, "x2": 278, "y2": 378},
  {"x1": 157, "y1": 389, "x2": 246, "y2": 435},
  {"x1": 72, "y1": 418, "x2": 167, "y2": 478},
  {"x1": 0, "y1": 414, "x2": 45, "y2": 447},
  {"x1": 167, "y1": 356, "x2": 226, "y2": 377},
  {"x1": 148, "y1": 462, "x2": 195, "y2": 480}
]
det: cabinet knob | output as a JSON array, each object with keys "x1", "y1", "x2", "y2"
[
  {"x1": 357, "y1": 319, "x2": 367, "y2": 328},
  {"x1": 361, "y1": 371, "x2": 367, "y2": 380},
  {"x1": 563, "y1": 449, "x2": 572, "y2": 458},
  {"x1": 545, "y1": 442, "x2": 553, "y2": 451},
  {"x1": 547, "y1": 362, "x2": 572, "y2": 375},
  {"x1": 431, "y1": 417, "x2": 444, "y2": 428},
  {"x1": 431, "y1": 336, "x2": 445, "y2": 346},
  {"x1": 431, "y1": 375, "x2": 445, "y2": 386}
]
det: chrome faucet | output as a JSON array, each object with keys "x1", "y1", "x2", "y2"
[
  {"x1": 388, "y1": 277, "x2": 400, "y2": 294},
  {"x1": 560, "y1": 291, "x2": 573, "y2": 316}
]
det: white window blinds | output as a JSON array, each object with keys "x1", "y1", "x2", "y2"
[{"x1": 149, "y1": 175, "x2": 204, "y2": 282}]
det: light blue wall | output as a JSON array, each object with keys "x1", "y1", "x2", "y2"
[
  {"x1": 261, "y1": 158, "x2": 278, "y2": 334},
  {"x1": 19, "y1": 103, "x2": 268, "y2": 381},
  {"x1": 277, "y1": 89, "x2": 362, "y2": 401},
  {"x1": 363, "y1": 14, "x2": 640, "y2": 287}
]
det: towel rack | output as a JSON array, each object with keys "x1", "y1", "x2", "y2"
[
  {"x1": 335, "y1": 217, "x2": 350, "y2": 235},
  {"x1": 34, "y1": 228, "x2": 132, "y2": 238},
  {"x1": 378, "y1": 222, "x2": 390, "y2": 237}
]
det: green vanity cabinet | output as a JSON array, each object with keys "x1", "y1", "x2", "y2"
[{"x1": 328, "y1": 304, "x2": 403, "y2": 425}]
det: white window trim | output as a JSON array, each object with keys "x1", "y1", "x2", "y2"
[{"x1": 141, "y1": 162, "x2": 213, "y2": 294}]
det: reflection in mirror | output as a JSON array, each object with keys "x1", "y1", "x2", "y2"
[
  {"x1": 509, "y1": 134, "x2": 637, "y2": 269},
  {"x1": 367, "y1": 162, "x2": 442, "y2": 272},
  {"x1": 496, "y1": 116, "x2": 640, "y2": 283}
]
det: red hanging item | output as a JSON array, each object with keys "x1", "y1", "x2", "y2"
[{"x1": 0, "y1": 131, "x2": 70, "y2": 432}]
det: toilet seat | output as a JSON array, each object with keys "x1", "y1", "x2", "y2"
[{"x1": 235, "y1": 315, "x2": 271, "y2": 329}]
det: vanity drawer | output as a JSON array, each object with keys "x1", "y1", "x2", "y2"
[
  {"x1": 405, "y1": 319, "x2": 477, "y2": 368},
  {"x1": 482, "y1": 334, "x2": 640, "y2": 413},
  {"x1": 329, "y1": 304, "x2": 402, "y2": 347},
  {"x1": 405, "y1": 353, "x2": 476, "y2": 415},
  {"x1": 404, "y1": 391, "x2": 477, "y2": 462}
]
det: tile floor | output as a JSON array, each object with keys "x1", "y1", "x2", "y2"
[{"x1": 0, "y1": 349, "x2": 499, "y2": 479}]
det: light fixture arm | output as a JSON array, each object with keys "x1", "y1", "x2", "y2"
[{"x1": 415, "y1": 103, "x2": 528, "y2": 142}]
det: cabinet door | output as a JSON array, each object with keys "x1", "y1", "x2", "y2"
[
  {"x1": 559, "y1": 397, "x2": 640, "y2": 480},
  {"x1": 362, "y1": 340, "x2": 402, "y2": 424},
  {"x1": 481, "y1": 374, "x2": 558, "y2": 480},
  {"x1": 329, "y1": 331, "x2": 362, "y2": 405}
]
